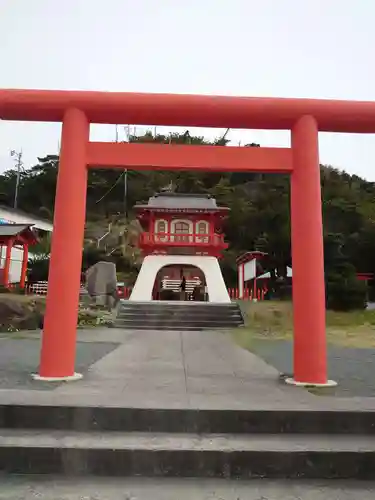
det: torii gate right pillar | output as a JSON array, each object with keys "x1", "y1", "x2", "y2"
[{"x1": 289, "y1": 115, "x2": 333, "y2": 386}]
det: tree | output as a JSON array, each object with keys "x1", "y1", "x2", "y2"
[
  {"x1": 30, "y1": 234, "x2": 51, "y2": 259},
  {"x1": 1, "y1": 130, "x2": 374, "y2": 307},
  {"x1": 27, "y1": 234, "x2": 52, "y2": 283},
  {"x1": 324, "y1": 233, "x2": 367, "y2": 311}
]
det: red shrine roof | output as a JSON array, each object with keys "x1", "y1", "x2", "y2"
[
  {"x1": 134, "y1": 193, "x2": 229, "y2": 214},
  {"x1": 0, "y1": 224, "x2": 38, "y2": 245}
]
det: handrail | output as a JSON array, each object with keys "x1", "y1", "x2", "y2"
[{"x1": 139, "y1": 232, "x2": 225, "y2": 246}]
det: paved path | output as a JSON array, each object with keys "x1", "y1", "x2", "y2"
[
  {"x1": 55, "y1": 328, "x2": 316, "y2": 408},
  {"x1": 0, "y1": 328, "x2": 314, "y2": 409},
  {"x1": 1, "y1": 328, "x2": 375, "y2": 410},
  {"x1": 2, "y1": 477, "x2": 375, "y2": 499},
  {"x1": 252, "y1": 338, "x2": 375, "y2": 398}
]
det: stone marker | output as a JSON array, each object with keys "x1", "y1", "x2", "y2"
[{"x1": 85, "y1": 261, "x2": 118, "y2": 310}]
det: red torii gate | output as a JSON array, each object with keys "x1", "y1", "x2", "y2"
[{"x1": 2, "y1": 90, "x2": 372, "y2": 386}]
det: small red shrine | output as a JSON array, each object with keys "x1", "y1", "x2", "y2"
[
  {"x1": 131, "y1": 193, "x2": 231, "y2": 302},
  {"x1": 0, "y1": 224, "x2": 38, "y2": 288},
  {"x1": 135, "y1": 193, "x2": 228, "y2": 257}
]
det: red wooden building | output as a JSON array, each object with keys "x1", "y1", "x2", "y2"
[
  {"x1": 131, "y1": 193, "x2": 231, "y2": 301},
  {"x1": 135, "y1": 192, "x2": 228, "y2": 256},
  {"x1": 0, "y1": 224, "x2": 38, "y2": 288}
]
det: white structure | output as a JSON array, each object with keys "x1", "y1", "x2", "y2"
[
  {"x1": 130, "y1": 255, "x2": 231, "y2": 303},
  {"x1": 0, "y1": 206, "x2": 53, "y2": 283},
  {"x1": 237, "y1": 250, "x2": 293, "y2": 299},
  {"x1": 258, "y1": 267, "x2": 293, "y2": 279},
  {"x1": 236, "y1": 251, "x2": 267, "y2": 299},
  {"x1": 132, "y1": 193, "x2": 231, "y2": 303}
]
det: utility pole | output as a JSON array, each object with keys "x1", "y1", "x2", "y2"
[
  {"x1": 124, "y1": 168, "x2": 128, "y2": 219},
  {"x1": 115, "y1": 125, "x2": 128, "y2": 218},
  {"x1": 10, "y1": 149, "x2": 23, "y2": 209}
]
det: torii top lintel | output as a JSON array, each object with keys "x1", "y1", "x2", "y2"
[{"x1": 0, "y1": 89, "x2": 375, "y2": 133}]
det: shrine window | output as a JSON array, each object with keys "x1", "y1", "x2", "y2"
[
  {"x1": 155, "y1": 219, "x2": 167, "y2": 234},
  {"x1": 196, "y1": 220, "x2": 209, "y2": 242},
  {"x1": 155, "y1": 219, "x2": 168, "y2": 242},
  {"x1": 197, "y1": 221, "x2": 208, "y2": 234},
  {"x1": 172, "y1": 220, "x2": 192, "y2": 242}
]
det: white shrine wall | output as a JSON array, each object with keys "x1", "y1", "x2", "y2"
[{"x1": 130, "y1": 254, "x2": 231, "y2": 303}]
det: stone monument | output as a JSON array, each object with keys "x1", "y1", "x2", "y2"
[{"x1": 85, "y1": 261, "x2": 118, "y2": 310}]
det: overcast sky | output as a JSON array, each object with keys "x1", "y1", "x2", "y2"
[{"x1": 1, "y1": 0, "x2": 375, "y2": 179}]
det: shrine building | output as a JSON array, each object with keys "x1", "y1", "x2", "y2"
[
  {"x1": 0, "y1": 206, "x2": 53, "y2": 286},
  {"x1": 130, "y1": 193, "x2": 231, "y2": 303}
]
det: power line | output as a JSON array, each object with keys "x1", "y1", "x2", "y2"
[{"x1": 95, "y1": 171, "x2": 125, "y2": 204}]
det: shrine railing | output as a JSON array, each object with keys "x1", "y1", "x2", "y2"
[
  {"x1": 23, "y1": 282, "x2": 267, "y2": 301},
  {"x1": 139, "y1": 232, "x2": 226, "y2": 246}
]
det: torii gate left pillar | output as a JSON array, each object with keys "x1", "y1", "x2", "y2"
[{"x1": 33, "y1": 108, "x2": 89, "y2": 381}]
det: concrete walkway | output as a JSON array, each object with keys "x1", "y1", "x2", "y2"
[
  {"x1": 55, "y1": 328, "x2": 316, "y2": 408},
  {"x1": 0, "y1": 328, "x2": 314, "y2": 408},
  {"x1": 1, "y1": 327, "x2": 375, "y2": 410},
  {"x1": 2, "y1": 477, "x2": 375, "y2": 500}
]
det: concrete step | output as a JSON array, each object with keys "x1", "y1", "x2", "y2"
[
  {"x1": 116, "y1": 315, "x2": 243, "y2": 323},
  {"x1": 116, "y1": 316, "x2": 242, "y2": 329},
  {"x1": 113, "y1": 325, "x2": 243, "y2": 331},
  {"x1": 113, "y1": 321, "x2": 242, "y2": 332},
  {"x1": 119, "y1": 301, "x2": 240, "y2": 307},
  {"x1": 1, "y1": 430, "x2": 375, "y2": 478},
  {"x1": 115, "y1": 302, "x2": 244, "y2": 330},
  {"x1": 1, "y1": 405, "x2": 375, "y2": 434},
  {"x1": 118, "y1": 303, "x2": 241, "y2": 312},
  {"x1": 4, "y1": 476, "x2": 375, "y2": 499},
  {"x1": 117, "y1": 309, "x2": 243, "y2": 317}
]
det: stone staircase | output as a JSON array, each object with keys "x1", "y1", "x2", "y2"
[
  {"x1": 114, "y1": 301, "x2": 244, "y2": 330},
  {"x1": 1, "y1": 404, "x2": 375, "y2": 478}
]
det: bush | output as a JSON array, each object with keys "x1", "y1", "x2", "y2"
[
  {"x1": 10, "y1": 284, "x2": 26, "y2": 295},
  {"x1": 27, "y1": 258, "x2": 50, "y2": 283},
  {"x1": 326, "y1": 265, "x2": 367, "y2": 311},
  {"x1": 324, "y1": 233, "x2": 367, "y2": 311}
]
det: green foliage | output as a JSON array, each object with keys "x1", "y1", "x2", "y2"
[
  {"x1": 2, "y1": 130, "x2": 374, "y2": 310},
  {"x1": 27, "y1": 233, "x2": 52, "y2": 283},
  {"x1": 82, "y1": 245, "x2": 106, "y2": 271},
  {"x1": 326, "y1": 270, "x2": 367, "y2": 312},
  {"x1": 324, "y1": 233, "x2": 367, "y2": 311},
  {"x1": 27, "y1": 258, "x2": 50, "y2": 283},
  {"x1": 30, "y1": 233, "x2": 51, "y2": 259}
]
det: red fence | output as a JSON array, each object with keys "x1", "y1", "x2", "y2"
[
  {"x1": 24, "y1": 282, "x2": 265, "y2": 301},
  {"x1": 227, "y1": 287, "x2": 266, "y2": 301},
  {"x1": 115, "y1": 286, "x2": 266, "y2": 300}
]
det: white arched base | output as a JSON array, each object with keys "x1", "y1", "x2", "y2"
[{"x1": 130, "y1": 255, "x2": 231, "y2": 303}]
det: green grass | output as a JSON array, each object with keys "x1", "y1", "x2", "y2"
[{"x1": 234, "y1": 300, "x2": 375, "y2": 349}]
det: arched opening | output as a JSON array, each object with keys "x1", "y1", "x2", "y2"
[
  {"x1": 130, "y1": 254, "x2": 230, "y2": 304},
  {"x1": 152, "y1": 264, "x2": 207, "y2": 301}
]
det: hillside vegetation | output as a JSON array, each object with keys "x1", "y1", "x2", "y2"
[{"x1": 2, "y1": 130, "x2": 375, "y2": 308}]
